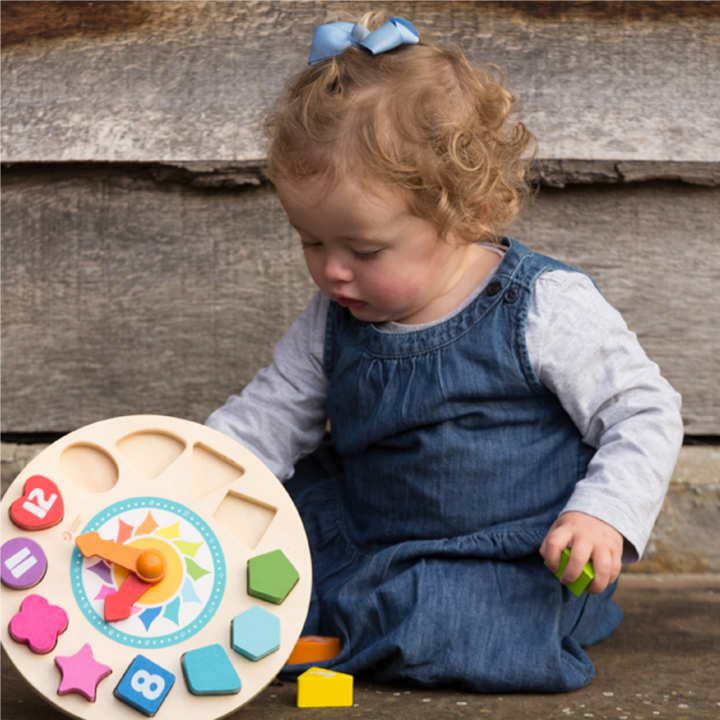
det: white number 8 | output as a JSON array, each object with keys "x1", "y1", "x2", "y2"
[{"x1": 131, "y1": 670, "x2": 165, "y2": 700}]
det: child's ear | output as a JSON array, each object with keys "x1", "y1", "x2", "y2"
[{"x1": 474, "y1": 202, "x2": 490, "y2": 226}]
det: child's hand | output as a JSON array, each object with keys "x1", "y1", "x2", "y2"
[{"x1": 540, "y1": 511, "x2": 623, "y2": 594}]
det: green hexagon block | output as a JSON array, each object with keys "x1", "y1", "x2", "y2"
[{"x1": 247, "y1": 549, "x2": 299, "y2": 605}]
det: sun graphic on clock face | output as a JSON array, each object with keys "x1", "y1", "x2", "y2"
[{"x1": 71, "y1": 497, "x2": 225, "y2": 648}]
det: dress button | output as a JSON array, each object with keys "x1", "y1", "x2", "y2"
[
  {"x1": 486, "y1": 282, "x2": 501, "y2": 297},
  {"x1": 504, "y1": 288, "x2": 518, "y2": 303}
]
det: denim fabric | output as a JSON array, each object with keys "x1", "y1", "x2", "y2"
[{"x1": 283, "y1": 238, "x2": 623, "y2": 692}]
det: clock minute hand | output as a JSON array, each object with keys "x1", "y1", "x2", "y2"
[{"x1": 75, "y1": 531, "x2": 167, "y2": 584}]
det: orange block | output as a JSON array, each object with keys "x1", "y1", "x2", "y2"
[{"x1": 287, "y1": 636, "x2": 342, "y2": 665}]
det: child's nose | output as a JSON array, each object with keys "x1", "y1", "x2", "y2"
[{"x1": 324, "y1": 254, "x2": 353, "y2": 283}]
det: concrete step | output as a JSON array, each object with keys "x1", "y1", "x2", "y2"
[
  {"x1": 2, "y1": 575, "x2": 719, "y2": 719},
  {"x1": 630, "y1": 445, "x2": 720, "y2": 574},
  {"x1": 3, "y1": 443, "x2": 719, "y2": 571}
]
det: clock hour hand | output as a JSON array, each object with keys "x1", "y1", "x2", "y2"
[{"x1": 104, "y1": 574, "x2": 153, "y2": 623}]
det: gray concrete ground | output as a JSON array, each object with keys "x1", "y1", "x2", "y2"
[
  {"x1": 3, "y1": 574, "x2": 719, "y2": 720},
  {"x1": 3, "y1": 445, "x2": 719, "y2": 717}
]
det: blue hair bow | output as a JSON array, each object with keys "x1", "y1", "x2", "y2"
[{"x1": 308, "y1": 17, "x2": 419, "y2": 65}]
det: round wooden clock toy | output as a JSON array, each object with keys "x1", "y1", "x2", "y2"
[{"x1": 1, "y1": 415, "x2": 312, "y2": 719}]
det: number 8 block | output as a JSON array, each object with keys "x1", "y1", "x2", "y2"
[{"x1": 114, "y1": 655, "x2": 175, "y2": 716}]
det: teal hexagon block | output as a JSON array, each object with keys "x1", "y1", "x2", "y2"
[
  {"x1": 231, "y1": 606, "x2": 280, "y2": 662},
  {"x1": 247, "y1": 549, "x2": 299, "y2": 605}
]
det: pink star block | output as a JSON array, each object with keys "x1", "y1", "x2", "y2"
[{"x1": 55, "y1": 643, "x2": 113, "y2": 702}]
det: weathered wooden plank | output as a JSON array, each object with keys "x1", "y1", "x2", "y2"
[
  {"x1": 1, "y1": 165, "x2": 717, "y2": 434},
  {"x1": 513, "y1": 182, "x2": 720, "y2": 436},
  {"x1": 0, "y1": 165, "x2": 317, "y2": 432},
  {"x1": 2, "y1": 1, "x2": 719, "y2": 164}
]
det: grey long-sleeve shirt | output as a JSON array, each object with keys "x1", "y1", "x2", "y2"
[{"x1": 207, "y1": 268, "x2": 683, "y2": 564}]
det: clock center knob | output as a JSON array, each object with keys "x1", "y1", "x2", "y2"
[{"x1": 136, "y1": 549, "x2": 167, "y2": 583}]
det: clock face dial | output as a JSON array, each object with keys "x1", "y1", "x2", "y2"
[
  {"x1": 71, "y1": 498, "x2": 226, "y2": 649},
  {"x1": 1, "y1": 416, "x2": 312, "y2": 720}
]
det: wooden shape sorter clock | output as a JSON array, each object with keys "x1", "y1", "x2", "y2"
[{"x1": 1, "y1": 415, "x2": 312, "y2": 720}]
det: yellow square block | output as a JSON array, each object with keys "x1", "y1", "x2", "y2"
[{"x1": 297, "y1": 667, "x2": 353, "y2": 708}]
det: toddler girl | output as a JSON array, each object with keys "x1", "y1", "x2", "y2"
[{"x1": 207, "y1": 15, "x2": 683, "y2": 692}]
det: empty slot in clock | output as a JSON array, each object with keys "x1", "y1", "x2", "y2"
[
  {"x1": 116, "y1": 431, "x2": 186, "y2": 479},
  {"x1": 59, "y1": 443, "x2": 119, "y2": 493},
  {"x1": 191, "y1": 443, "x2": 245, "y2": 499},
  {"x1": 213, "y1": 492, "x2": 276, "y2": 550}
]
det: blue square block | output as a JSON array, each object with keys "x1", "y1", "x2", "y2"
[
  {"x1": 182, "y1": 644, "x2": 241, "y2": 696},
  {"x1": 114, "y1": 655, "x2": 175, "y2": 716}
]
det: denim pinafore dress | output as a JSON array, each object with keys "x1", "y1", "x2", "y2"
[{"x1": 284, "y1": 238, "x2": 623, "y2": 692}]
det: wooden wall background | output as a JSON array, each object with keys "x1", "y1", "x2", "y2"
[{"x1": 2, "y1": 1, "x2": 719, "y2": 437}]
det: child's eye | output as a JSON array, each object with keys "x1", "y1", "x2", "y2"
[
  {"x1": 353, "y1": 249, "x2": 383, "y2": 261},
  {"x1": 300, "y1": 239, "x2": 321, "y2": 250}
]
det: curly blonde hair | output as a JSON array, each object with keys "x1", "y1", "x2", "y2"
[{"x1": 265, "y1": 15, "x2": 535, "y2": 243}]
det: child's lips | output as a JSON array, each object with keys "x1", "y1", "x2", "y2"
[{"x1": 333, "y1": 295, "x2": 367, "y2": 309}]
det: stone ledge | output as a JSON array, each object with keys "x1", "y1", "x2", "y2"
[
  {"x1": 629, "y1": 446, "x2": 720, "y2": 574},
  {"x1": 2, "y1": 442, "x2": 718, "y2": 571}
]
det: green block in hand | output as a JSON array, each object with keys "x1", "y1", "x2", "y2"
[{"x1": 546, "y1": 548, "x2": 594, "y2": 596}]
